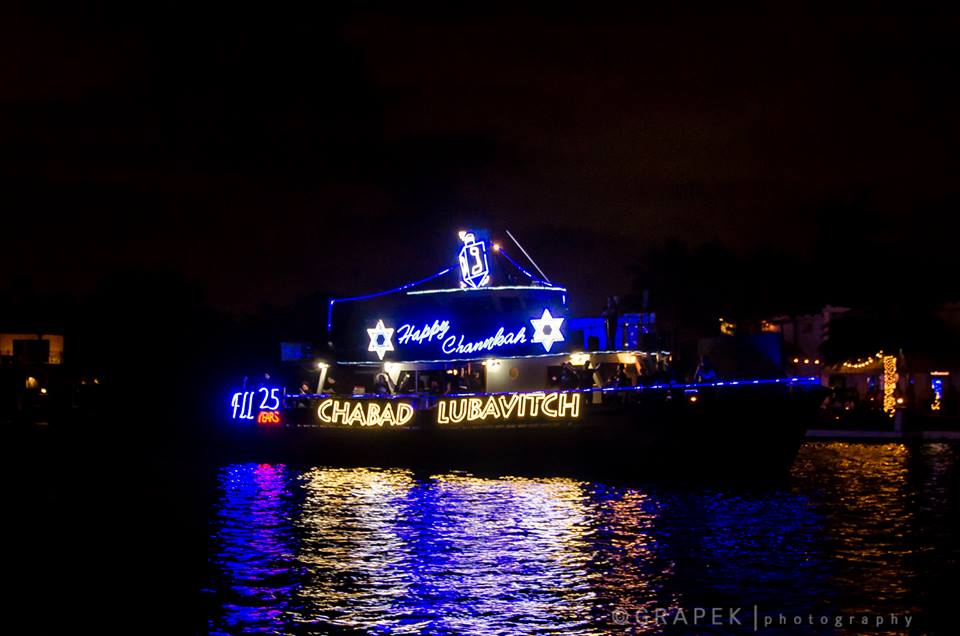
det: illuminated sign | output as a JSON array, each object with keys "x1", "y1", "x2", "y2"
[
  {"x1": 436, "y1": 392, "x2": 581, "y2": 424},
  {"x1": 397, "y1": 320, "x2": 450, "y2": 345},
  {"x1": 332, "y1": 283, "x2": 567, "y2": 362},
  {"x1": 317, "y1": 398, "x2": 415, "y2": 427},
  {"x1": 932, "y1": 376, "x2": 945, "y2": 411},
  {"x1": 256, "y1": 410, "x2": 282, "y2": 425},
  {"x1": 231, "y1": 387, "x2": 282, "y2": 420},
  {"x1": 367, "y1": 319, "x2": 395, "y2": 360},
  {"x1": 882, "y1": 354, "x2": 898, "y2": 415},
  {"x1": 529, "y1": 308, "x2": 565, "y2": 352},
  {"x1": 327, "y1": 228, "x2": 572, "y2": 362},
  {"x1": 396, "y1": 319, "x2": 528, "y2": 356},
  {"x1": 458, "y1": 232, "x2": 490, "y2": 288},
  {"x1": 381, "y1": 307, "x2": 562, "y2": 360}
]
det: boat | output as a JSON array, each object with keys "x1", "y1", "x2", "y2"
[{"x1": 223, "y1": 229, "x2": 823, "y2": 478}]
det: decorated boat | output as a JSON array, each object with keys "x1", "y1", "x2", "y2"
[{"x1": 225, "y1": 230, "x2": 822, "y2": 477}]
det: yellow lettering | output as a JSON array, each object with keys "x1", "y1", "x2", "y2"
[
  {"x1": 347, "y1": 402, "x2": 366, "y2": 426},
  {"x1": 332, "y1": 400, "x2": 350, "y2": 423},
  {"x1": 481, "y1": 396, "x2": 501, "y2": 419},
  {"x1": 467, "y1": 397, "x2": 484, "y2": 421},
  {"x1": 317, "y1": 399, "x2": 333, "y2": 423},
  {"x1": 558, "y1": 393, "x2": 581, "y2": 418},
  {"x1": 396, "y1": 402, "x2": 414, "y2": 425},
  {"x1": 435, "y1": 392, "x2": 581, "y2": 425},
  {"x1": 366, "y1": 403, "x2": 382, "y2": 426},
  {"x1": 380, "y1": 402, "x2": 396, "y2": 426},
  {"x1": 524, "y1": 394, "x2": 540, "y2": 417},
  {"x1": 447, "y1": 399, "x2": 467, "y2": 423},
  {"x1": 541, "y1": 393, "x2": 559, "y2": 417},
  {"x1": 497, "y1": 394, "x2": 520, "y2": 418}
]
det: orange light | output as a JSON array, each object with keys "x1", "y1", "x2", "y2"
[
  {"x1": 689, "y1": 395, "x2": 698, "y2": 403},
  {"x1": 256, "y1": 411, "x2": 282, "y2": 425}
]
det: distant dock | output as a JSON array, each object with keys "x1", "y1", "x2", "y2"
[{"x1": 806, "y1": 429, "x2": 960, "y2": 442}]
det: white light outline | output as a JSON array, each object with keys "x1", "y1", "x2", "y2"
[
  {"x1": 367, "y1": 319, "x2": 395, "y2": 360},
  {"x1": 458, "y1": 232, "x2": 491, "y2": 289},
  {"x1": 530, "y1": 308, "x2": 565, "y2": 352}
]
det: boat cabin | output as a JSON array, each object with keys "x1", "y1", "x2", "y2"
[{"x1": 321, "y1": 230, "x2": 666, "y2": 397}]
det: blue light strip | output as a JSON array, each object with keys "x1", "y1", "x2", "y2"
[
  {"x1": 337, "y1": 351, "x2": 571, "y2": 365},
  {"x1": 286, "y1": 376, "x2": 821, "y2": 401},
  {"x1": 325, "y1": 241, "x2": 564, "y2": 333},
  {"x1": 497, "y1": 248, "x2": 553, "y2": 286},
  {"x1": 406, "y1": 285, "x2": 567, "y2": 296},
  {"x1": 335, "y1": 349, "x2": 668, "y2": 366},
  {"x1": 327, "y1": 267, "x2": 453, "y2": 332}
]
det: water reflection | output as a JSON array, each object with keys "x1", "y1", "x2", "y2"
[
  {"x1": 790, "y1": 442, "x2": 959, "y2": 626},
  {"x1": 208, "y1": 463, "x2": 302, "y2": 635},
  {"x1": 793, "y1": 444, "x2": 916, "y2": 612},
  {"x1": 207, "y1": 443, "x2": 958, "y2": 634}
]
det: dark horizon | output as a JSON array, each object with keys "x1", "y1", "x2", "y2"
[{"x1": 4, "y1": 6, "x2": 960, "y2": 315}]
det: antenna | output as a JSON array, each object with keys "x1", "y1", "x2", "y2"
[{"x1": 505, "y1": 229, "x2": 551, "y2": 284}]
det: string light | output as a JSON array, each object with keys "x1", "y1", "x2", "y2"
[
  {"x1": 882, "y1": 353, "x2": 898, "y2": 415},
  {"x1": 932, "y1": 376, "x2": 945, "y2": 412},
  {"x1": 842, "y1": 355, "x2": 880, "y2": 369}
]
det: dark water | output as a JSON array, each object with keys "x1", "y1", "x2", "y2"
[{"x1": 201, "y1": 443, "x2": 960, "y2": 635}]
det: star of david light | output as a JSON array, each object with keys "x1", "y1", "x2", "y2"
[
  {"x1": 367, "y1": 319, "x2": 395, "y2": 360},
  {"x1": 530, "y1": 308, "x2": 565, "y2": 352}
]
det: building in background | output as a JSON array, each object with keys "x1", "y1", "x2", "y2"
[
  {"x1": 1, "y1": 332, "x2": 65, "y2": 424},
  {"x1": 0, "y1": 333, "x2": 64, "y2": 366}
]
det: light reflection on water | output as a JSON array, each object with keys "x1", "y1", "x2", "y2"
[{"x1": 206, "y1": 443, "x2": 959, "y2": 634}]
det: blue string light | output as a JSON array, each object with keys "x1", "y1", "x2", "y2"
[
  {"x1": 406, "y1": 285, "x2": 567, "y2": 296},
  {"x1": 327, "y1": 267, "x2": 453, "y2": 332},
  {"x1": 496, "y1": 247, "x2": 553, "y2": 286},
  {"x1": 336, "y1": 349, "x2": 664, "y2": 366},
  {"x1": 325, "y1": 239, "x2": 560, "y2": 334},
  {"x1": 286, "y1": 376, "x2": 820, "y2": 401}
]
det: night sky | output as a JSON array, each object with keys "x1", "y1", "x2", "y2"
[{"x1": 3, "y1": 5, "x2": 959, "y2": 314}]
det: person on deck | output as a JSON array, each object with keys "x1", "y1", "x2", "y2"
[
  {"x1": 559, "y1": 362, "x2": 579, "y2": 390},
  {"x1": 694, "y1": 356, "x2": 718, "y2": 383},
  {"x1": 373, "y1": 374, "x2": 390, "y2": 394},
  {"x1": 296, "y1": 382, "x2": 311, "y2": 408}
]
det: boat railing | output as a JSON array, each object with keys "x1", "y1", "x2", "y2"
[{"x1": 285, "y1": 376, "x2": 821, "y2": 410}]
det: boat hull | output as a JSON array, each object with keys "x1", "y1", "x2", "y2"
[{"x1": 220, "y1": 384, "x2": 822, "y2": 479}]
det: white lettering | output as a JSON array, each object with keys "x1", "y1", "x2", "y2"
[
  {"x1": 397, "y1": 320, "x2": 450, "y2": 345},
  {"x1": 439, "y1": 326, "x2": 528, "y2": 355}
]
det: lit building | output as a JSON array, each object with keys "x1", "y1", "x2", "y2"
[{"x1": 0, "y1": 333, "x2": 64, "y2": 366}]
